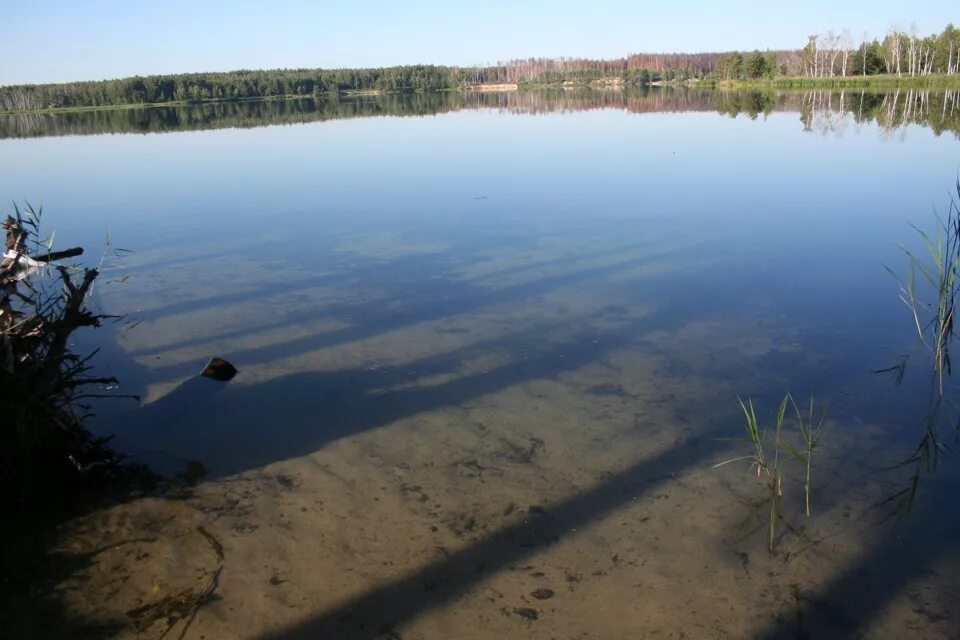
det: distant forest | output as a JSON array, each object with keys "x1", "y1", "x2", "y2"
[{"x1": 1, "y1": 23, "x2": 958, "y2": 112}]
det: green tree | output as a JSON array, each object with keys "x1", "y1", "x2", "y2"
[
  {"x1": 851, "y1": 40, "x2": 886, "y2": 75},
  {"x1": 763, "y1": 53, "x2": 778, "y2": 78},
  {"x1": 745, "y1": 50, "x2": 766, "y2": 78},
  {"x1": 715, "y1": 52, "x2": 744, "y2": 79}
]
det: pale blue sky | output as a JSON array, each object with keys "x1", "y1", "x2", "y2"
[{"x1": 1, "y1": 0, "x2": 956, "y2": 85}]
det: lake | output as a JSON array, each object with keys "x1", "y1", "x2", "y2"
[{"x1": 2, "y1": 88, "x2": 959, "y2": 638}]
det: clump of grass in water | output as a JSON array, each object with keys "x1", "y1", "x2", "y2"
[
  {"x1": 715, "y1": 396, "x2": 786, "y2": 551},
  {"x1": 716, "y1": 393, "x2": 826, "y2": 551}
]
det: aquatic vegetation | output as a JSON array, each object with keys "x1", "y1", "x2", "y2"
[
  {"x1": 715, "y1": 395, "x2": 786, "y2": 551},
  {"x1": 792, "y1": 395, "x2": 827, "y2": 518},
  {"x1": 881, "y1": 181, "x2": 960, "y2": 512},
  {"x1": 716, "y1": 393, "x2": 826, "y2": 551}
]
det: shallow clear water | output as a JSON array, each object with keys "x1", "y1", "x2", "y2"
[{"x1": 2, "y1": 90, "x2": 959, "y2": 638}]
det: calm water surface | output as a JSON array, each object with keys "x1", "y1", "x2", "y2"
[{"x1": 1, "y1": 89, "x2": 959, "y2": 638}]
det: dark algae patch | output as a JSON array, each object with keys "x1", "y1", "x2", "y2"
[{"x1": 511, "y1": 607, "x2": 539, "y2": 621}]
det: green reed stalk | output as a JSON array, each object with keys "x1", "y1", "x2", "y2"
[
  {"x1": 767, "y1": 395, "x2": 788, "y2": 551},
  {"x1": 738, "y1": 397, "x2": 766, "y2": 472},
  {"x1": 791, "y1": 394, "x2": 826, "y2": 518}
]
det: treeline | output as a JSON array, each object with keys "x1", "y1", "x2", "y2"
[
  {"x1": 0, "y1": 56, "x2": 729, "y2": 112},
  {"x1": 715, "y1": 23, "x2": 960, "y2": 80},
  {"x1": 2, "y1": 22, "x2": 959, "y2": 112},
  {"x1": 800, "y1": 24, "x2": 960, "y2": 77},
  {"x1": 0, "y1": 65, "x2": 464, "y2": 112},
  {"x1": 486, "y1": 52, "x2": 725, "y2": 84}
]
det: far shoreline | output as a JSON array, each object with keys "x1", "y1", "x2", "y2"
[{"x1": 2, "y1": 75, "x2": 959, "y2": 117}]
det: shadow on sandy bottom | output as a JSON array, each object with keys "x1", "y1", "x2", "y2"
[
  {"x1": 114, "y1": 308, "x2": 675, "y2": 479},
  {"x1": 134, "y1": 236, "x2": 693, "y2": 385},
  {"x1": 255, "y1": 442, "x2": 960, "y2": 639},
  {"x1": 257, "y1": 434, "x2": 712, "y2": 639},
  {"x1": 0, "y1": 474, "x2": 161, "y2": 639},
  {"x1": 755, "y1": 481, "x2": 960, "y2": 639}
]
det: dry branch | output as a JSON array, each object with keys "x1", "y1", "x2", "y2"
[{"x1": 1, "y1": 206, "x2": 120, "y2": 503}]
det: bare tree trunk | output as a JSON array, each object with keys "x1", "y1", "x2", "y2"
[{"x1": 892, "y1": 30, "x2": 903, "y2": 76}]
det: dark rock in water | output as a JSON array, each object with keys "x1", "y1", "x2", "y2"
[
  {"x1": 201, "y1": 357, "x2": 238, "y2": 382},
  {"x1": 530, "y1": 588, "x2": 554, "y2": 600}
]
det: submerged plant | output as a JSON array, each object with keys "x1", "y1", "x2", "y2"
[
  {"x1": 791, "y1": 395, "x2": 827, "y2": 518},
  {"x1": 767, "y1": 397, "x2": 787, "y2": 550},
  {"x1": 716, "y1": 393, "x2": 827, "y2": 551},
  {"x1": 716, "y1": 395, "x2": 788, "y2": 551}
]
